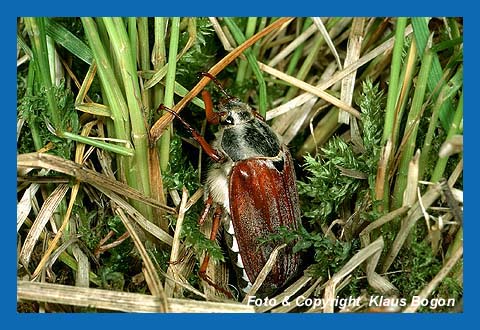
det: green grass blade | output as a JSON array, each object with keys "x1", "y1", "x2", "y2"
[
  {"x1": 44, "y1": 18, "x2": 93, "y2": 65},
  {"x1": 392, "y1": 35, "x2": 434, "y2": 209},
  {"x1": 61, "y1": 131, "x2": 134, "y2": 157},
  {"x1": 412, "y1": 17, "x2": 455, "y2": 130},
  {"x1": 285, "y1": 18, "x2": 312, "y2": 76},
  {"x1": 419, "y1": 66, "x2": 463, "y2": 181},
  {"x1": 81, "y1": 18, "x2": 128, "y2": 134},
  {"x1": 430, "y1": 90, "x2": 463, "y2": 183},
  {"x1": 235, "y1": 17, "x2": 258, "y2": 84},
  {"x1": 223, "y1": 17, "x2": 267, "y2": 117},
  {"x1": 127, "y1": 17, "x2": 137, "y2": 67},
  {"x1": 17, "y1": 32, "x2": 34, "y2": 60},
  {"x1": 24, "y1": 17, "x2": 60, "y2": 128},
  {"x1": 137, "y1": 17, "x2": 151, "y2": 112},
  {"x1": 160, "y1": 17, "x2": 181, "y2": 172},
  {"x1": 24, "y1": 62, "x2": 44, "y2": 151},
  {"x1": 382, "y1": 17, "x2": 408, "y2": 143},
  {"x1": 102, "y1": 17, "x2": 152, "y2": 203}
]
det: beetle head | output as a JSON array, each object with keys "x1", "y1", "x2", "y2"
[
  {"x1": 216, "y1": 97, "x2": 255, "y2": 126},
  {"x1": 199, "y1": 72, "x2": 255, "y2": 126}
]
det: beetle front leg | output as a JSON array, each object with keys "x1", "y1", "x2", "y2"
[
  {"x1": 159, "y1": 104, "x2": 224, "y2": 163},
  {"x1": 201, "y1": 90, "x2": 220, "y2": 125},
  {"x1": 198, "y1": 205, "x2": 233, "y2": 298}
]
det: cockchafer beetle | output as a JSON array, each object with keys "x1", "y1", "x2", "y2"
[{"x1": 161, "y1": 72, "x2": 302, "y2": 298}]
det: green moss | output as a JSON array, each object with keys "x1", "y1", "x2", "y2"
[
  {"x1": 178, "y1": 202, "x2": 225, "y2": 263},
  {"x1": 17, "y1": 80, "x2": 78, "y2": 157},
  {"x1": 162, "y1": 135, "x2": 201, "y2": 194},
  {"x1": 175, "y1": 18, "x2": 217, "y2": 90},
  {"x1": 390, "y1": 240, "x2": 442, "y2": 297},
  {"x1": 260, "y1": 226, "x2": 359, "y2": 279},
  {"x1": 298, "y1": 80, "x2": 385, "y2": 226}
]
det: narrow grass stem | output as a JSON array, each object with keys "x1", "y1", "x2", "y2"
[
  {"x1": 285, "y1": 19, "x2": 312, "y2": 76},
  {"x1": 46, "y1": 36, "x2": 57, "y2": 85},
  {"x1": 412, "y1": 17, "x2": 454, "y2": 130},
  {"x1": 377, "y1": 17, "x2": 407, "y2": 211},
  {"x1": 137, "y1": 17, "x2": 151, "y2": 113},
  {"x1": 152, "y1": 18, "x2": 166, "y2": 112},
  {"x1": 382, "y1": 17, "x2": 408, "y2": 143},
  {"x1": 25, "y1": 17, "x2": 61, "y2": 128},
  {"x1": 284, "y1": 18, "x2": 347, "y2": 102},
  {"x1": 284, "y1": 30, "x2": 323, "y2": 102},
  {"x1": 223, "y1": 17, "x2": 267, "y2": 117},
  {"x1": 127, "y1": 17, "x2": 137, "y2": 66},
  {"x1": 81, "y1": 18, "x2": 129, "y2": 135},
  {"x1": 81, "y1": 17, "x2": 133, "y2": 200},
  {"x1": 235, "y1": 17, "x2": 258, "y2": 84},
  {"x1": 251, "y1": 17, "x2": 268, "y2": 66},
  {"x1": 102, "y1": 17, "x2": 153, "y2": 219},
  {"x1": 392, "y1": 36, "x2": 433, "y2": 209},
  {"x1": 419, "y1": 66, "x2": 462, "y2": 180},
  {"x1": 160, "y1": 17, "x2": 181, "y2": 172},
  {"x1": 43, "y1": 18, "x2": 93, "y2": 65},
  {"x1": 430, "y1": 91, "x2": 463, "y2": 183},
  {"x1": 25, "y1": 63, "x2": 44, "y2": 151},
  {"x1": 391, "y1": 38, "x2": 418, "y2": 149},
  {"x1": 60, "y1": 131, "x2": 134, "y2": 157}
]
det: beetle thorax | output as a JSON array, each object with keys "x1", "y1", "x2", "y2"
[{"x1": 205, "y1": 98, "x2": 283, "y2": 206}]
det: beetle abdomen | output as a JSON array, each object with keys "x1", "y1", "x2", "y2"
[
  {"x1": 223, "y1": 218, "x2": 254, "y2": 294},
  {"x1": 228, "y1": 145, "x2": 301, "y2": 296}
]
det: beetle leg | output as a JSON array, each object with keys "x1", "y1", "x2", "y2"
[
  {"x1": 167, "y1": 248, "x2": 190, "y2": 265},
  {"x1": 201, "y1": 90, "x2": 220, "y2": 125},
  {"x1": 159, "y1": 104, "x2": 224, "y2": 163},
  {"x1": 198, "y1": 205, "x2": 233, "y2": 298},
  {"x1": 198, "y1": 72, "x2": 231, "y2": 99},
  {"x1": 252, "y1": 110, "x2": 266, "y2": 121},
  {"x1": 198, "y1": 194, "x2": 214, "y2": 226}
]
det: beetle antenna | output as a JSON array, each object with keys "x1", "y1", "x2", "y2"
[
  {"x1": 160, "y1": 104, "x2": 224, "y2": 162},
  {"x1": 158, "y1": 104, "x2": 194, "y2": 132},
  {"x1": 198, "y1": 72, "x2": 231, "y2": 99}
]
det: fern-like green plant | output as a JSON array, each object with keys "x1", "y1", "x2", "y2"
[{"x1": 298, "y1": 80, "x2": 385, "y2": 225}]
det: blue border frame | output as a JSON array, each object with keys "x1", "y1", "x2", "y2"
[{"x1": 9, "y1": 3, "x2": 474, "y2": 328}]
